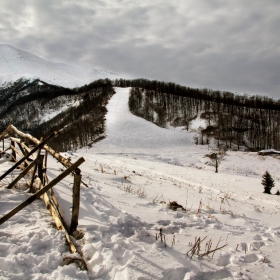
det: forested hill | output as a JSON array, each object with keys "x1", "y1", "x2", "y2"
[
  {"x1": 0, "y1": 78, "x2": 115, "y2": 151},
  {"x1": 1, "y1": 77, "x2": 279, "y2": 152},
  {"x1": 116, "y1": 78, "x2": 280, "y2": 150}
]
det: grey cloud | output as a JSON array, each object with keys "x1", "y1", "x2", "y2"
[{"x1": 0, "y1": 0, "x2": 279, "y2": 98}]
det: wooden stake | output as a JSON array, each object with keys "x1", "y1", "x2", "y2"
[
  {"x1": 29, "y1": 138, "x2": 43, "y2": 192},
  {"x1": 44, "y1": 151, "x2": 48, "y2": 185},
  {"x1": 37, "y1": 154, "x2": 44, "y2": 184},
  {"x1": 70, "y1": 170, "x2": 82, "y2": 234},
  {"x1": 11, "y1": 140, "x2": 16, "y2": 162}
]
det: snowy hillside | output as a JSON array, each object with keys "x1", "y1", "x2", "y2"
[
  {"x1": 1, "y1": 88, "x2": 280, "y2": 279},
  {"x1": 0, "y1": 44, "x2": 118, "y2": 88}
]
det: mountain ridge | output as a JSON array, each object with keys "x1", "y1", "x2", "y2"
[{"x1": 0, "y1": 44, "x2": 118, "y2": 88}]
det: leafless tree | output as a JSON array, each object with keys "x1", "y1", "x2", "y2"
[{"x1": 207, "y1": 150, "x2": 225, "y2": 173}]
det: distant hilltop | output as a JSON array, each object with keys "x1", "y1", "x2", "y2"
[{"x1": 0, "y1": 44, "x2": 118, "y2": 88}]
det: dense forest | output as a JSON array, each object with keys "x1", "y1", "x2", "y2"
[
  {"x1": 1, "y1": 77, "x2": 280, "y2": 152},
  {"x1": 0, "y1": 78, "x2": 115, "y2": 151},
  {"x1": 114, "y1": 78, "x2": 280, "y2": 150}
]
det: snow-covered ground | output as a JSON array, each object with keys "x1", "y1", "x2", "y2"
[
  {"x1": 0, "y1": 44, "x2": 118, "y2": 88},
  {"x1": 1, "y1": 88, "x2": 280, "y2": 279}
]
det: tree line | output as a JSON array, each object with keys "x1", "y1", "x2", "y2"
[
  {"x1": 117, "y1": 78, "x2": 280, "y2": 150},
  {"x1": 0, "y1": 78, "x2": 115, "y2": 151},
  {"x1": 2, "y1": 76, "x2": 280, "y2": 151}
]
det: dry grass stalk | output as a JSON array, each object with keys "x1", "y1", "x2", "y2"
[
  {"x1": 196, "y1": 199, "x2": 203, "y2": 214},
  {"x1": 153, "y1": 194, "x2": 165, "y2": 203},
  {"x1": 186, "y1": 236, "x2": 207, "y2": 259},
  {"x1": 156, "y1": 228, "x2": 167, "y2": 247},
  {"x1": 171, "y1": 234, "x2": 176, "y2": 247},
  {"x1": 99, "y1": 164, "x2": 104, "y2": 173},
  {"x1": 187, "y1": 236, "x2": 227, "y2": 259}
]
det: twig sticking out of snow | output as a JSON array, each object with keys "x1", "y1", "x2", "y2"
[
  {"x1": 155, "y1": 228, "x2": 167, "y2": 248},
  {"x1": 186, "y1": 236, "x2": 227, "y2": 259}
]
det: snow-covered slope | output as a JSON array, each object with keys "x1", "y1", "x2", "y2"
[
  {"x1": 0, "y1": 44, "x2": 118, "y2": 88},
  {"x1": 1, "y1": 88, "x2": 280, "y2": 279}
]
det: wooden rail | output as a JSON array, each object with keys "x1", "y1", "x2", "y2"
[{"x1": 0, "y1": 130, "x2": 57, "y2": 181}]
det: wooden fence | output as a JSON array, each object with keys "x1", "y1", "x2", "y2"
[{"x1": 0, "y1": 125, "x2": 87, "y2": 269}]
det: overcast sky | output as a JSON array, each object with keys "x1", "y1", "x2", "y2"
[{"x1": 1, "y1": 0, "x2": 280, "y2": 98}]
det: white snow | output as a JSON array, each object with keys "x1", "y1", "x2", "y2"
[
  {"x1": 1, "y1": 88, "x2": 280, "y2": 279},
  {"x1": 38, "y1": 100, "x2": 81, "y2": 124},
  {"x1": 258, "y1": 149, "x2": 280, "y2": 154},
  {"x1": 0, "y1": 44, "x2": 118, "y2": 88}
]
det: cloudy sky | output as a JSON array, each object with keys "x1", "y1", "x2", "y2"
[{"x1": 1, "y1": 0, "x2": 280, "y2": 98}]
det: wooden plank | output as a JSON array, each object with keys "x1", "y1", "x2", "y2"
[
  {"x1": 34, "y1": 178, "x2": 83, "y2": 259},
  {"x1": 19, "y1": 142, "x2": 36, "y2": 160},
  {"x1": 16, "y1": 141, "x2": 29, "y2": 167},
  {"x1": 0, "y1": 157, "x2": 85, "y2": 226},
  {"x1": 43, "y1": 173, "x2": 68, "y2": 228},
  {"x1": 43, "y1": 172, "x2": 69, "y2": 232},
  {"x1": 10, "y1": 137, "x2": 23, "y2": 144},
  {"x1": 0, "y1": 125, "x2": 11, "y2": 142},
  {"x1": 0, "y1": 131, "x2": 57, "y2": 181},
  {"x1": 35, "y1": 177, "x2": 68, "y2": 231},
  {"x1": 10, "y1": 145, "x2": 30, "y2": 166},
  {"x1": 8, "y1": 125, "x2": 71, "y2": 166},
  {"x1": 7, "y1": 159, "x2": 37, "y2": 189}
]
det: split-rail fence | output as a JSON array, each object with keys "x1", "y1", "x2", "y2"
[{"x1": 0, "y1": 124, "x2": 88, "y2": 270}]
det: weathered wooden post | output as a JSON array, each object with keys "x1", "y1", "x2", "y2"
[
  {"x1": 29, "y1": 138, "x2": 43, "y2": 192},
  {"x1": 70, "y1": 168, "x2": 82, "y2": 234},
  {"x1": 37, "y1": 154, "x2": 44, "y2": 184},
  {"x1": 43, "y1": 151, "x2": 48, "y2": 185},
  {"x1": 25, "y1": 137, "x2": 29, "y2": 146},
  {"x1": 11, "y1": 140, "x2": 16, "y2": 162}
]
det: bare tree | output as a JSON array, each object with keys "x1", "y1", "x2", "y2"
[{"x1": 207, "y1": 150, "x2": 225, "y2": 173}]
